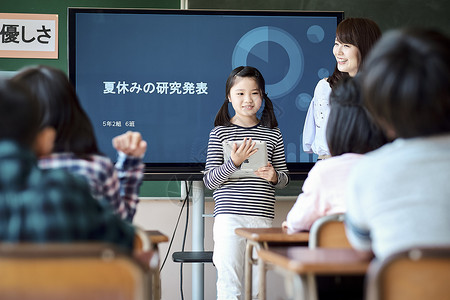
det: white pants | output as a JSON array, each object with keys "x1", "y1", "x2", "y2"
[{"x1": 213, "y1": 214, "x2": 273, "y2": 300}]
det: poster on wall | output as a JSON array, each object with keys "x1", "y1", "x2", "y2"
[{"x1": 0, "y1": 13, "x2": 58, "y2": 59}]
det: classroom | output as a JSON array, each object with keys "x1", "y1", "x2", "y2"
[{"x1": 1, "y1": 0, "x2": 449, "y2": 299}]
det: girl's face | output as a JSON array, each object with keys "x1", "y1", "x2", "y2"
[
  {"x1": 333, "y1": 39, "x2": 361, "y2": 77},
  {"x1": 228, "y1": 77, "x2": 263, "y2": 122}
]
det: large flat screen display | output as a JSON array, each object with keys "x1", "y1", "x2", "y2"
[{"x1": 68, "y1": 8, "x2": 343, "y2": 179}]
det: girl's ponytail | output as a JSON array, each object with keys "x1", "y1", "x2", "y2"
[
  {"x1": 214, "y1": 99, "x2": 232, "y2": 127},
  {"x1": 260, "y1": 94, "x2": 278, "y2": 129}
]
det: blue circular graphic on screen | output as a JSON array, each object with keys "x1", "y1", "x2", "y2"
[
  {"x1": 307, "y1": 25, "x2": 325, "y2": 43},
  {"x1": 232, "y1": 26, "x2": 304, "y2": 99},
  {"x1": 287, "y1": 142, "x2": 297, "y2": 162},
  {"x1": 318, "y1": 68, "x2": 330, "y2": 79},
  {"x1": 295, "y1": 93, "x2": 312, "y2": 111}
]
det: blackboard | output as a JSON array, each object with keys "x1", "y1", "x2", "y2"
[
  {"x1": 137, "y1": 179, "x2": 305, "y2": 199},
  {"x1": 189, "y1": 0, "x2": 450, "y2": 35}
]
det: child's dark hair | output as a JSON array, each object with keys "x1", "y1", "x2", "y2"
[
  {"x1": 327, "y1": 18, "x2": 381, "y2": 89},
  {"x1": 214, "y1": 66, "x2": 278, "y2": 129},
  {"x1": 361, "y1": 28, "x2": 450, "y2": 138},
  {"x1": 0, "y1": 79, "x2": 40, "y2": 148},
  {"x1": 326, "y1": 76, "x2": 388, "y2": 156},
  {"x1": 11, "y1": 65, "x2": 102, "y2": 157}
]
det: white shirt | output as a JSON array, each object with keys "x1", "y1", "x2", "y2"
[
  {"x1": 345, "y1": 135, "x2": 450, "y2": 260},
  {"x1": 302, "y1": 79, "x2": 331, "y2": 156}
]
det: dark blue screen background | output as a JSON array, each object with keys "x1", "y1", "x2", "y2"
[{"x1": 72, "y1": 11, "x2": 339, "y2": 164}]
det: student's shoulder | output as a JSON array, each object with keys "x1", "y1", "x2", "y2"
[
  {"x1": 211, "y1": 124, "x2": 233, "y2": 130},
  {"x1": 350, "y1": 143, "x2": 397, "y2": 180},
  {"x1": 40, "y1": 167, "x2": 91, "y2": 194},
  {"x1": 363, "y1": 141, "x2": 400, "y2": 162},
  {"x1": 258, "y1": 124, "x2": 282, "y2": 136},
  {"x1": 42, "y1": 152, "x2": 112, "y2": 166},
  {"x1": 317, "y1": 153, "x2": 363, "y2": 168},
  {"x1": 210, "y1": 125, "x2": 235, "y2": 136}
]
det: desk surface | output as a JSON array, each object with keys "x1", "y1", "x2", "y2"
[
  {"x1": 235, "y1": 227, "x2": 309, "y2": 243},
  {"x1": 258, "y1": 246, "x2": 371, "y2": 275},
  {"x1": 145, "y1": 230, "x2": 169, "y2": 244}
]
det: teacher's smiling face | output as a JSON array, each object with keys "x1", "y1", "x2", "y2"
[{"x1": 333, "y1": 39, "x2": 361, "y2": 77}]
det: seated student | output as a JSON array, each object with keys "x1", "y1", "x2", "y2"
[
  {"x1": 284, "y1": 77, "x2": 387, "y2": 233},
  {"x1": 0, "y1": 78, "x2": 134, "y2": 251},
  {"x1": 11, "y1": 66, "x2": 146, "y2": 222},
  {"x1": 345, "y1": 28, "x2": 450, "y2": 260}
]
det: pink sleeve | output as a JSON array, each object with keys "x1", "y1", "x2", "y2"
[{"x1": 286, "y1": 164, "x2": 328, "y2": 232}]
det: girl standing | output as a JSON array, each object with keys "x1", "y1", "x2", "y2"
[
  {"x1": 302, "y1": 18, "x2": 381, "y2": 159},
  {"x1": 203, "y1": 66, "x2": 289, "y2": 299}
]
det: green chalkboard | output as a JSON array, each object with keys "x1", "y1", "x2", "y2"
[
  {"x1": 140, "y1": 180, "x2": 183, "y2": 198},
  {"x1": 189, "y1": 0, "x2": 450, "y2": 35},
  {"x1": 203, "y1": 179, "x2": 304, "y2": 199},
  {"x1": 138, "y1": 180, "x2": 305, "y2": 198}
]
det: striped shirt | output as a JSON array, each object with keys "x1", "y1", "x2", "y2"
[{"x1": 203, "y1": 124, "x2": 289, "y2": 219}]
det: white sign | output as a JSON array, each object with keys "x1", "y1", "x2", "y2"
[{"x1": 0, "y1": 13, "x2": 58, "y2": 59}]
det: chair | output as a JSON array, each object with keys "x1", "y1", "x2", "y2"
[
  {"x1": 366, "y1": 247, "x2": 450, "y2": 300},
  {"x1": 134, "y1": 225, "x2": 152, "y2": 252},
  {"x1": 309, "y1": 213, "x2": 351, "y2": 249},
  {"x1": 0, "y1": 243, "x2": 151, "y2": 300},
  {"x1": 134, "y1": 226, "x2": 164, "y2": 300},
  {"x1": 306, "y1": 213, "x2": 354, "y2": 300}
]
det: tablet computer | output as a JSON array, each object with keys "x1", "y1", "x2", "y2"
[{"x1": 223, "y1": 140, "x2": 268, "y2": 178}]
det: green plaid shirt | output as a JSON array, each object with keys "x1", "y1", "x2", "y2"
[{"x1": 0, "y1": 141, "x2": 134, "y2": 251}]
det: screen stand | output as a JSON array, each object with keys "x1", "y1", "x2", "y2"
[
  {"x1": 172, "y1": 180, "x2": 213, "y2": 300},
  {"x1": 192, "y1": 180, "x2": 206, "y2": 300}
]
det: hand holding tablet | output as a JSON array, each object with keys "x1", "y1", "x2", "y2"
[{"x1": 223, "y1": 138, "x2": 268, "y2": 178}]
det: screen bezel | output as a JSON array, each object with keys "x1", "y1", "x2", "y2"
[{"x1": 68, "y1": 8, "x2": 343, "y2": 180}]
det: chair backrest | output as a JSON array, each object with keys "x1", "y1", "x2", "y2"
[
  {"x1": 366, "y1": 247, "x2": 450, "y2": 300},
  {"x1": 0, "y1": 243, "x2": 151, "y2": 300},
  {"x1": 134, "y1": 225, "x2": 152, "y2": 252},
  {"x1": 309, "y1": 213, "x2": 352, "y2": 249}
]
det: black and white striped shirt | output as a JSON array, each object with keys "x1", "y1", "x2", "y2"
[{"x1": 203, "y1": 124, "x2": 289, "y2": 219}]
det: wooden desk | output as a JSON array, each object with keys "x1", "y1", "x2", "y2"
[
  {"x1": 235, "y1": 227, "x2": 309, "y2": 300},
  {"x1": 145, "y1": 230, "x2": 169, "y2": 300},
  {"x1": 146, "y1": 230, "x2": 169, "y2": 247},
  {"x1": 258, "y1": 246, "x2": 371, "y2": 300}
]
